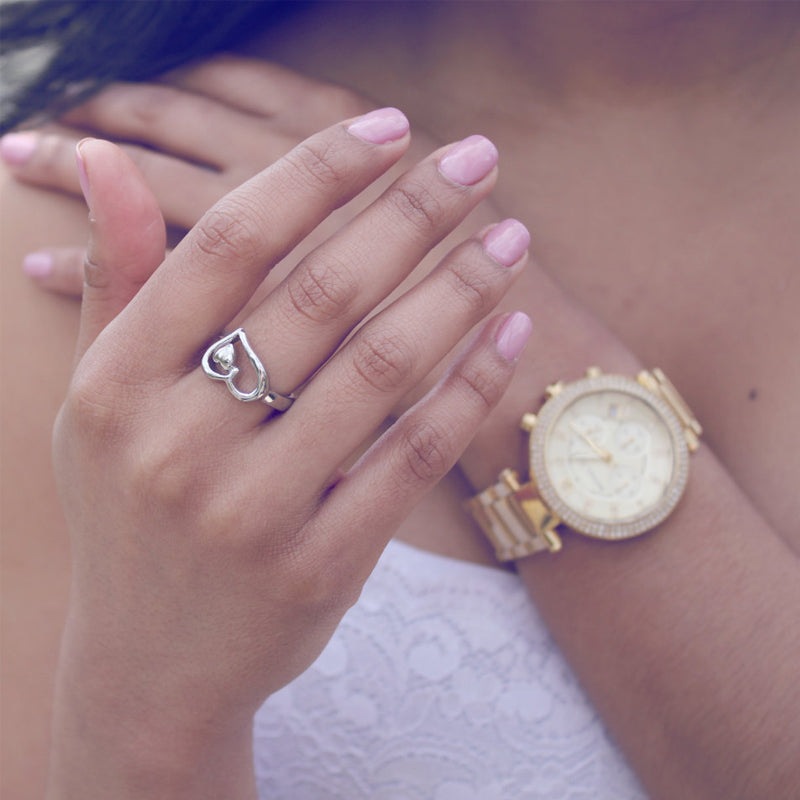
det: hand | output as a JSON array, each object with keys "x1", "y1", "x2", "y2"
[
  {"x1": 3, "y1": 57, "x2": 390, "y2": 296},
  {"x1": 3, "y1": 56, "x2": 373, "y2": 226},
  {"x1": 47, "y1": 113, "x2": 531, "y2": 798}
]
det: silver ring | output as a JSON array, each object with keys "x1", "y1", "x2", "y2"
[{"x1": 201, "y1": 328, "x2": 296, "y2": 412}]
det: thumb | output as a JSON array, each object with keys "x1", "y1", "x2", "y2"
[{"x1": 74, "y1": 138, "x2": 166, "y2": 361}]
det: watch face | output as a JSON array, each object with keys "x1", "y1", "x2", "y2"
[{"x1": 529, "y1": 375, "x2": 690, "y2": 540}]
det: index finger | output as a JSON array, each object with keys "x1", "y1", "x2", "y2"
[{"x1": 113, "y1": 109, "x2": 412, "y2": 373}]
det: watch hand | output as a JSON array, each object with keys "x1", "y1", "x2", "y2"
[{"x1": 569, "y1": 423, "x2": 613, "y2": 462}]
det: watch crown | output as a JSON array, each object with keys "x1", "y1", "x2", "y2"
[
  {"x1": 545, "y1": 381, "x2": 564, "y2": 399},
  {"x1": 520, "y1": 413, "x2": 537, "y2": 432}
]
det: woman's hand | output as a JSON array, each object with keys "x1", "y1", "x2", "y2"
[
  {"x1": 47, "y1": 113, "x2": 531, "y2": 798},
  {"x1": 2, "y1": 56, "x2": 372, "y2": 226},
  {"x1": 3, "y1": 56, "x2": 389, "y2": 296}
]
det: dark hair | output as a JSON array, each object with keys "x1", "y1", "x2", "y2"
[{"x1": 0, "y1": 0, "x2": 306, "y2": 134}]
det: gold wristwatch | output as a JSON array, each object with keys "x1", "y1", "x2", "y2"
[{"x1": 466, "y1": 368, "x2": 702, "y2": 561}]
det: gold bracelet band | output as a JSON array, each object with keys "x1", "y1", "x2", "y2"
[{"x1": 465, "y1": 469, "x2": 562, "y2": 562}]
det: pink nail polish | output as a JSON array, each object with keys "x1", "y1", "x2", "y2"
[
  {"x1": 496, "y1": 312, "x2": 533, "y2": 362},
  {"x1": 0, "y1": 132, "x2": 37, "y2": 166},
  {"x1": 22, "y1": 252, "x2": 53, "y2": 279},
  {"x1": 484, "y1": 219, "x2": 530, "y2": 266},
  {"x1": 438, "y1": 135, "x2": 498, "y2": 186},
  {"x1": 347, "y1": 107, "x2": 410, "y2": 144},
  {"x1": 75, "y1": 140, "x2": 92, "y2": 209}
]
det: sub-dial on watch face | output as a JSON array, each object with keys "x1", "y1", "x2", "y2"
[{"x1": 531, "y1": 377, "x2": 690, "y2": 539}]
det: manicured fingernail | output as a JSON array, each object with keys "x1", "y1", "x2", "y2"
[
  {"x1": 484, "y1": 219, "x2": 530, "y2": 266},
  {"x1": 22, "y1": 251, "x2": 53, "y2": 279},
  {"x1": 0, "y1": 132, "x2": 37, "y2": 166},
  {"x1": 75, "y1": 140, "x2": 92, "y2": 209},
  {"x1": 347, "y1": 107, "x2": 409, "y2": 144},
  {"x1": 438, "y1": 135, "x2": 498, "y2": 186},
  {"x1": 496, "y1": 311, "x2": 533, "y2": 361}
]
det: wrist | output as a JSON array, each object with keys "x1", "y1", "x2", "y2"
[{"x1": 47, "y1": 626, "x2": 257, "y2": 800}]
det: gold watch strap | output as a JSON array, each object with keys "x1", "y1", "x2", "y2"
[
  {"x1": 465, "y1": 469, "x2": 563, "y2": 562},
  {"x1": 637, "y1": 368, "x2": 702, "y2": 451}
]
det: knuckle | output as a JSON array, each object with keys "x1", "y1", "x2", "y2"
[
  {"x1": 65, "y1": 362, "x2": 135, "y2": 442},
  {"x1": 350, "y1": 327, "x2": 416, "y2": 395},
  {"x1": 440, "y1": 257, "x2": 495, "y2": 316},
  {"x1": 125, "y1": 85, "x2": 175, "y2": 127},
  {"x1": 194, "y1": 495, "x2": 249, "y2": 544},
  {"x1": 130, "y1": 431, "x2": 199, "y2": 510},
  {"x1": 451, "y1": 358, "x2": 507, "y2": 411},
  {"x1": 191, "y1": 202, "x2": 261, "y2": 264},
  {"x1": 29, "y1": 133, "x2": 71, "y2": 175},
  {"x1": 66, "y1": 373, "x2": 115, "y2": 434},
  {"x1": 82, "y1": 254, "x2": 110, "y2": 291},
  {"x1": 198, "y1": 53, "x2": 240, "y2": 76},
  {"x1": 284, "y1": 139, "x2": 348, "y2": 192},
  {"x1": 386, "y1": 179, "x2": 446, "y2": 237},
  {"x1": 398, "y1": 419, "x2": 453, "y2": 485},
  {"x1": 118, "y1": 144, "x2": 151, "y2": 181},
  {"x1": 284, "y1": 553, "x2": 360, "y2": 619},
  {"x1": 286, "y1": 254, "x2": 359, "y2": 324}
]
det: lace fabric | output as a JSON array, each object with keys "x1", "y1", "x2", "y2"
[{"x1": 253, "y1": 539, "x2": 646, "y2": 799}]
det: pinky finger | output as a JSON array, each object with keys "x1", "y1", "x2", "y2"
[
  {"x1": 312, "y1": 311, "x2": 532, "y2": 570},
  {"x1": 23, "y1": 245, "x2": 175, "y2": 299},
  {"x1": 22, "y1": 247, "x2": 86, "y2": 297}
]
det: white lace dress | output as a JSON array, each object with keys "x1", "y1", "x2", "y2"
[{"x1": 253, "y1": 539, "x2": 646, "y2": 799}]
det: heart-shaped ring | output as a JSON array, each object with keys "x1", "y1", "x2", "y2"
[{"x1": 201, "y1": 328, "x2": 295, "y2": 411}]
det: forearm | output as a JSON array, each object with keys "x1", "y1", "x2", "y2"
[
  {"x1": 461, "y1": 398, "x2": 800, "y2": 800},
  {"x1": 522, "y1": 451, "x2": 798, "y2": 799},
  {"x1": 451, "y1": 253, "x2": 800, "y2": 797}
]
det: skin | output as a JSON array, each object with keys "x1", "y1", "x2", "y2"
[{"x1": 1, "y1": 2, "x2": 799, "y2": 798}]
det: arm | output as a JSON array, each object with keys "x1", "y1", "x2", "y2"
[
  {"x1": 458, "y1": 264, "x2": 800, "y2": 800},
  {"x1": 13, "y1": 55, "x2": 797, "y2": 798}
]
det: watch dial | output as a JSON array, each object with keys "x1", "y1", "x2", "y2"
[{"x1": 530, "y1": 376, "x2": 689, "y2": 539}]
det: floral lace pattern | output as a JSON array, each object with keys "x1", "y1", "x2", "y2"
[{"x1": 253, "y1": 539, "x2": 646, "y2": 799}]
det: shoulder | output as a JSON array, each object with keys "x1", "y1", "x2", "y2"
[{"x1": 0, "y1": 165, "x2": 84, "y2": 799}]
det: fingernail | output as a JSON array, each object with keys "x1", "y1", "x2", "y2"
[
  {"x1": 75, "y1": 140, "x2": 92, "y2": 209},
  {"x1": 496, "y1": 311, "x2": 533, "y2": 361},
  {"x1": 22, "y1": 251, "x2": 53, "y2": 279},
  {"x1": 347, "y1": 107, "x2": 410, "y2": 144},
  {"x1": 438, "y1": 135, "x2": 498, "y2": 186},
  {"x1": 483, "y1": 219, "x2": 530, "y2": 266},
  {"x1": 0, "y1": 132, "x2": 37, "y2": 166}
]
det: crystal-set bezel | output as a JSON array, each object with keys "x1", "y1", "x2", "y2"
[{"x1": 529, "y1": 374, "x2": 690, "y2": 540}]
